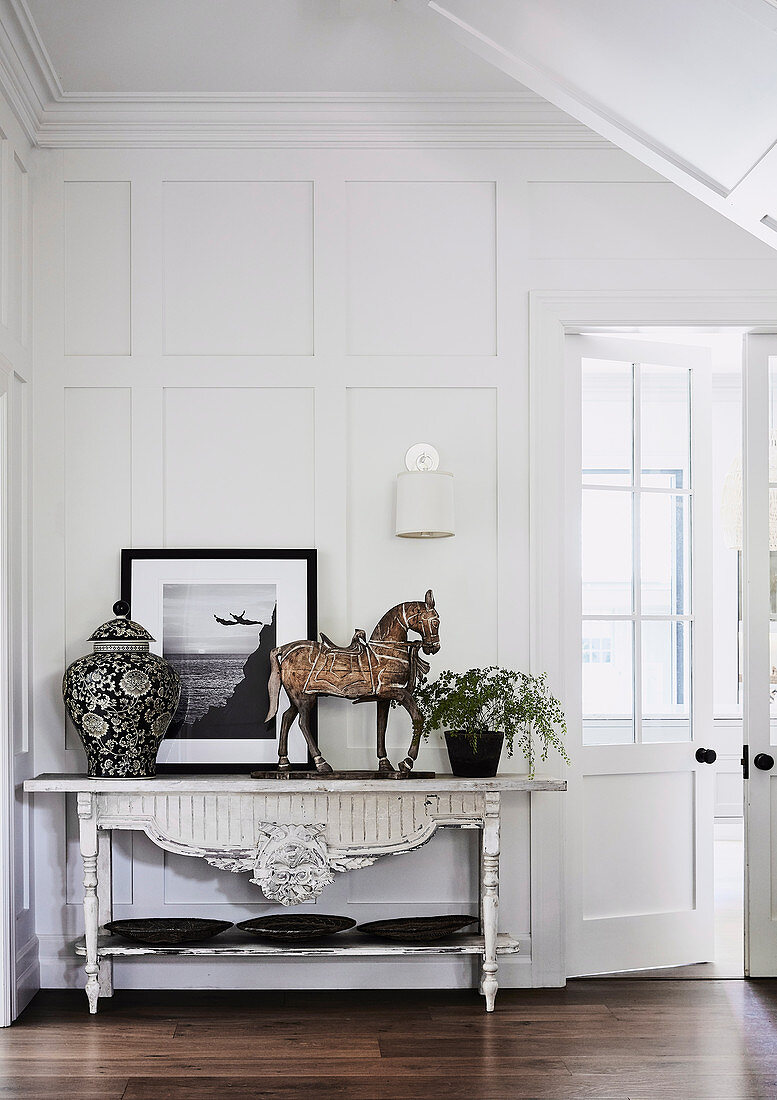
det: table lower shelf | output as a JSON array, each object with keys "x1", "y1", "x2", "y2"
[{"x1": 76, "y1": 932, "x2": 520, "y2": 958}]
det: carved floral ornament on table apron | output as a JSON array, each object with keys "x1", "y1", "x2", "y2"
[{"x1": 204, "y1": 822, "x2": 377, "y2": 906}]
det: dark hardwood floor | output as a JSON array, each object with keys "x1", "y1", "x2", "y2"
[{"x1": 2, "y1": 980, "x2": 777, "y2": 1099}]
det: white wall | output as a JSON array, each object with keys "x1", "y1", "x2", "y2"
[{"x1": 30, "y1": 142, "x2": 777, "y2": 990}]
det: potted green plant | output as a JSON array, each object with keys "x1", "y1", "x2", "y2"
[{"x1": 415, "y1": 666, "x2": 569, "y2": 778}]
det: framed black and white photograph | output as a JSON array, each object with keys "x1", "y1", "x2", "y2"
[{"x1": 121, "y1": 549, "x2": 316, "y2": 772}]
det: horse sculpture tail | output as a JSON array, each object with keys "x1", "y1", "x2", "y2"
[{"x1": 266, "y1": 648, "x2": 282, "y2": 722}]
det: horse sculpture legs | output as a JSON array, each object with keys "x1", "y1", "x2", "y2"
[
  {"x1": 275, "y1": 689, "x2": 421, "y2": 777},
  {"x1": 374, "y1": 687, "x2": 424, "y2": 775},
  {"x1": 276, "y1": 701, "x2": 297, "y2": 769},
  {"x1": 395, "y1": 688, "x2": 424, "y2": 775},
  {"x1": 376, "y1": 699, "x2": 393, "y2": 773},
  {"x1": 277, "y1": 695, "x2": 333, "y2": 774}
]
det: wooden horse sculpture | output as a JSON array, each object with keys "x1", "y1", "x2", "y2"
[{"x1": 266, "y1": 590, "x2": 440, "y2": 774}]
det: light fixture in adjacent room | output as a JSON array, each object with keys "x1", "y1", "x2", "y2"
[{"x1": 395, "y1": 443, "x2": 455, "y2": 538}]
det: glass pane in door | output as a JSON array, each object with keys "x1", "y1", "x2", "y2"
[
  {"x1": 641, "y1": 365, "x2": 691, "y2": 489},
  {"x1": 583, "y1": 619, "x2": 634, "y2": 745},
  {"x1": 583, "y1": 490, "x2": 633, "y2": 615},
  {"x1": 641, "y1": 494, "x2": 691, "y2": 615},
  {"x1": 582, "y1": 360, "x2": 632, "y2": 486},
  {"x1": 642, "y1": 620, "x2": 691, "y2": 742}
]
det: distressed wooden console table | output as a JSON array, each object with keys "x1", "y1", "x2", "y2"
[{"x1": 24, "y1": 774, "x2": 566, "y2": 1013}]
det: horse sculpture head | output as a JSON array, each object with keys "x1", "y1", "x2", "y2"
[{"x1": 407, "y1": 589, "x2": 441, "y2": 655}]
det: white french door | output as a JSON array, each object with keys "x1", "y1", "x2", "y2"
[
  {"x1": 743, "y1": 334, "x2": 777, "y2": 976},
  {"x1": 565, "y1": 335, "x2": 715, "y2": 976}
]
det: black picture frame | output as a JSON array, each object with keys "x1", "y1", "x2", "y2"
[{"x1": 121, "y1": 548, "x2": 317, "y2": 773}]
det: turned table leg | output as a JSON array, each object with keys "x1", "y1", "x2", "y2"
[
  {"x1": 77, "y1": 793, "x2": 100, "y2": 1014},
  {"x1": 97, "y1": 829, "x2": 113, "y2": 998},
  {"x1": 480, "y1": 790, "x2": 500, "y2": 1012}
]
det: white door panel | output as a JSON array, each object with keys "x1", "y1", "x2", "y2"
[
  {"x1": 743, "y1": 334, "x2": 777, "y2": 976},
  {"x1": 566, "y1": 334, "x2": 715, "y2": 977}
]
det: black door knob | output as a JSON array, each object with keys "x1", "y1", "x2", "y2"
[
  {"x1": 754, "y1": 753, "x2": 775, "y2": 771},
  {"x1": 695, "y1": 748, "x2": 717, "y2": 764}
]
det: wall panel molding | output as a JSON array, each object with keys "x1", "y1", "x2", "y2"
[
  {"x1": 162, "y1": 386, "x2": 315, "y2": 547},
  {"x1": 163, "y1": 180, "x2": 313, "y2": 356},
  {"x1": 64, "y1": 181, "x2": 130, "y2": 355},
  {"x1": 346, "y1": 181, "x2": 497, "y2": 356}
]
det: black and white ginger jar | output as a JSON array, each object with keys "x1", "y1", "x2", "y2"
[{"x1": 63, "y1": 601, "x2": 181, "y2": 778}]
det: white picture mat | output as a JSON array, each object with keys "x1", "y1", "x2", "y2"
[{"x1": 129, "y1": 556, "x2": 312, "y2": 765}]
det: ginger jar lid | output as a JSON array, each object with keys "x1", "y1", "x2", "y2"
[{"x1": 89, "y1": 601, "x2": 154, "y2": 648}]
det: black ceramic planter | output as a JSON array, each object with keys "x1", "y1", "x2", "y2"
[{"x1": 444, "y1": 730, "x2": 504, "y2": 778}]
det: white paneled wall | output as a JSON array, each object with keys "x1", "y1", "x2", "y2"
[
  {"x1": 527, "y1": 181, "x2": 772, "y2": 260},
  {"x1": 346, "y1": 182, "x2": 496, "y2": 355},
  {"x1": 64, "y1": 182, "x2": 130, "y2": 355},
  {"x1": 163, "y1": 387, "x2": 315, "y2": 546},
  {"x1": 31, "y1": 142, "x2": 777, "y2": 991},
  {"x1": 163, "y1": 181, "x2": 313, "y2": 356}
]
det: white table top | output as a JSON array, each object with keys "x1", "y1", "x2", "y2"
[{"x1": 24, "y1": 772, "x2": 567, "y2": 794}]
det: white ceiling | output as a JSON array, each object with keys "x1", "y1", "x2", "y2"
[{"x1": 24, "y1": 0, "x2": 518, "y2": 96}]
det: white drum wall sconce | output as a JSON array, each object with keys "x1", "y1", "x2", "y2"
[{"x1": 395, "y1": 443, "x2": 455, "y2": 538}]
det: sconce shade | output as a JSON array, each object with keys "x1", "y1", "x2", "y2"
[{"x1": 396, "y1": 470, "x2": 455, "y2": 538}]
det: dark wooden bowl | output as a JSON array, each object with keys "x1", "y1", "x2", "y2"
[
  {"x1": 104, "y1": 918, "x2": 233, "y2": 945},
  {"x1": 355, "y1": 915, "x2": 478, "y2": 942},
  {"x1": 236, "y1": 915, "x2": 356, "y2": 941}
]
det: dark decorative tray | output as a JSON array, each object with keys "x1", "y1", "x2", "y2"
[
  {"x1": 356, "y1": 915, "x2": 478, "y2": 942},
  {"x1": 104, "y1": 918, "x2": 233, "y2": 945},
  {"x1": 236, "y1": 915, "x2": 356, "y2": 941}
]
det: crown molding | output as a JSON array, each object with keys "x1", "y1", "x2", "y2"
[
  {"x1": 0, "y1": 1, "x2": 608, "y2": 148},
  {"x1": 0, "y1": 0, "x2": 52, "y2": 143},
  {"x1": 33, "y1": 93, "x2": 609, "y2": 148}
]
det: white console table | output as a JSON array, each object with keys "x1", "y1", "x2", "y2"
[{"x1": 24, "y1": 773, "x2": 566, "y2": 1014}]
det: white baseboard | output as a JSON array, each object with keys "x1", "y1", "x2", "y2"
[
  {"x1": 489, "y1": 955, "x2": 536, "y2": 987},
  {"x1": 38, "y1": 933, "x2": 86, "y2": 989}
]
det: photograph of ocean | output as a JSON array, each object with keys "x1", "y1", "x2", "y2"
[
  {"x1": 166, "y1": 652, "x2": 251, "y2": 723},
  {"x1": 161, "y1": 581, "x2": 278, "y2": 740}
]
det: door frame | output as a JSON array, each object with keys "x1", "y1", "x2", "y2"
[
  {"x1": 0, "y1": 365, "x2": 10, "y2": 1025},
  {"x1": 741, "y1": 333, "x2": 777, "y2": 975},
  {"x1": 0, "y1": 357, "x2": 35, "y2": 1025},
  {"x1": 529, "y1": 290, "x2": 777, "y2": 981}
]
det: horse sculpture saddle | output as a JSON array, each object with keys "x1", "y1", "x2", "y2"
[
  {"x1": 306, "y1": 629, "x2": 376, "y2": 695},
  {"x1": 319, "y1": 628, "x2": 368, "y2": 654}
]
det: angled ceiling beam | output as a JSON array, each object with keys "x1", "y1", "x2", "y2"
[{"x1": 404, "y1": 0, "x2": 777, "y2": 252}]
